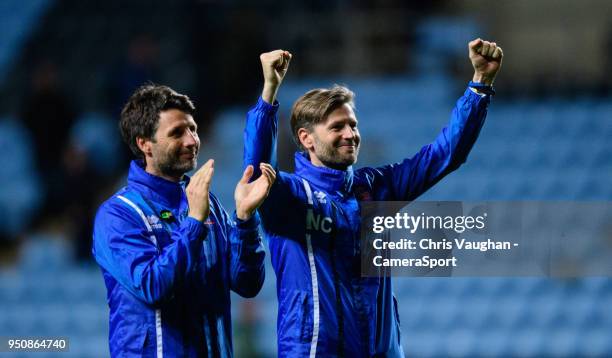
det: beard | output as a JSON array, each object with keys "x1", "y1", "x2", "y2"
[
  {"x1": 312, "y1": 135, "x2": 359, "y2": 170},
  {"x1": 155, "y1": 147, "x2": 198, "y2": 179}
]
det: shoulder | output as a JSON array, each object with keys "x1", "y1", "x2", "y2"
[
  {"x1": 354, "y1": 166, "x2": 384, "y2": 186},
  {"x1": 353, "y1": 164, "x2": 404, "y2": 200},
  {"x1": 261, "y1": 170, "x2": 309, "y2": 212},
  {"x1": 94, "y1": 187, "x2": 145, "y2": 230},
  {"x1": 277, "y1": 170, "x2": 299, "y2": 186},
  {"x1": 278, "y1": 171, "x2": 315, "y2": 198},
  {"x1": 266, "y1": 170, "x2": 299, "y2": 192}
]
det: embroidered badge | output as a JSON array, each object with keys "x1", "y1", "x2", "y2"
[
  {"x1": 314, "y1": 191, "x2": 327, "y2": 204},
  {"x1": 146, "y1": 215, "x2": 164, "y2": 229},
  {"x1": 160, "y1": 210, "x2": 175, "y2": 223}
]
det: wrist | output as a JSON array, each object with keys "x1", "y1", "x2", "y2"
[
  {"x1": 233, "y1": 210, "x2": 260, "y2": 230},
  {"x1": 468, "y1": 81, "x2": 496, "y2": 96},
  {"x1": 236, "y1": 208, "x2": 253, "y2": 221},
  {"x1": 188, "y1": 211, "x2": 205, "y2": 222},
  {"x1": 472, "y1": 72, "x2": 495, "y2": 86},
  {"x1": 262, "y1": 82, "x2": 280, "y2": 104}
]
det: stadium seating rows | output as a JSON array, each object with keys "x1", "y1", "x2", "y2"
[{"x1": 0, "y1": 0, "x2": 51, "y2": 82}]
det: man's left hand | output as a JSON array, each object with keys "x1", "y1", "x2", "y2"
[
  {"x1": 469, "y1": 38, "x2": 503, "y2": 85},
  {"x1": 235, "y1": 163, "x2": 276, "y2": 220}
]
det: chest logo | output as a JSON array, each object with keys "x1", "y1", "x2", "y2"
[
  {"x1": 354, "y1": 185, "x2": 372, "y2": 201},
  {"x1": 313, "y1": 191, "x2": 327, "y2": 204},
  {"x1": 147, "y1": 215, "x2": 164, "y2": 230},
  {"x1": 159, "y1": 210, "x2": 175, "y2": 223},
  {"x1": 306, "y1": 209, "x2": 333, "y2": 234}
]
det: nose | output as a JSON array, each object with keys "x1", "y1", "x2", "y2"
[
  {"x1": 184, "y1": 129, "x2": 199, "y2": 148},
  {"x1": 342, "y1": 125, "x2": 356, "y2": 140}
]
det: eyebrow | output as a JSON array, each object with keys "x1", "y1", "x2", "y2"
[
  {"x1": 327, "y1": 117, "x2": 358, "y2": 126},
  {"x1": 166, "y1": 121, "x2": 197, "y2": 134}
]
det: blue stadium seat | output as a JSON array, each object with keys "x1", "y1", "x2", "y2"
[
  {"x1": 70, "y1": 112, "x2": 123, "y2": 175},
  {"x1": 0, "y1": 117, "x2": 43, "y2": 237}
]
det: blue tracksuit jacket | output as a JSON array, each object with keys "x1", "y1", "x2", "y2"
[
  {"x1": 243, "y1": 84, "x2": 491, "y2": 357},
  {"x1": 92, "y1": 160, "x2": 265, "y2": 357}
]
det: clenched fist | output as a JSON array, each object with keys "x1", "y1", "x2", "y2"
[
  {"x1": 235, "y1": 163, "x2": 276, "y2": 220},
  {"x1": 260, "y1": 49, "x2": 292, "y2": 104},
  {"x1": 469, "y1": 38, "x2": 503, "y2": 86},
  {"x1": 187, "y1": 159, "x2": 214, "y2": 222}
]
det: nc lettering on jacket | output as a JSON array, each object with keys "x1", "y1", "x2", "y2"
[{"x1": 306, "y1": 208, "x2": 333, "y2": 233}]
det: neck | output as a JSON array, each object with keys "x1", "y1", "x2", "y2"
[
  {"x1": 308, "y1": 151, "x2": 349, "y2": 171},
  {"x1": 145, "y1": 163, "x2": 182, "y2": 182}
]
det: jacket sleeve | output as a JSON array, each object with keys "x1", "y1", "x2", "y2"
[
  {"x1": 243, "y1": 96, "x2": 280, "y2": 177},
  {"x1": 224, "y1": 210, "x2": 266, "y2": 298},
  {"x1": 92, "y1": 199, "x2": 207, "y2": 305},
  {"x1": 242, "y1": 96, "x2": 294, "y2": 223},
  {"x1": 372, "y1": 86, "x2": 491, "y2": 200}
]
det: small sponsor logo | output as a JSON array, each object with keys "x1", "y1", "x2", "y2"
[
  {"x1": 159, "y1": 210, "x2": 175, "y2": 223},
  {"x1": 354, "y1": 186, "x2": 372, "y2": 201},
  {"x1": 313, "y1": 191, "x2": 327, "y2": 204},
  {"x1": 147, "y1": 215, "x2": 164, "y2": 229}
]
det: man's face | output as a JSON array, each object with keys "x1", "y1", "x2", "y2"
[
  {"x1": 309, "y1": 103, "x2": 360, "y2": 170},
  {"x1": 148, "y1": 109, "x2": 200, "y2": 179}
]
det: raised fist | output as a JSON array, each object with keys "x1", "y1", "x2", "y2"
[
  {"x1": 260, "y1": 50, "x2": 292, "y2": 104},
  {"x1": 260, "y1": 50, "x2": 292, "y2": 86},
  {"x1": 468, "y1": 38, "x2": 503, "y2": 85}
]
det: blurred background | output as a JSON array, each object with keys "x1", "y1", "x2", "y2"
[{"x1": 0, "y1": 0, "x2": 611, "y2": 356}]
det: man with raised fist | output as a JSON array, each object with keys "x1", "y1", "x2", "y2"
[
  {"x1": 243, "y1": 39, "x2": 502, "y2": 357},
  {"x1": 93, "y1": 84, "x2": 276, "y2": 357}
]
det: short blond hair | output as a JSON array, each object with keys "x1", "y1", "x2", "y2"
[{"x1": 290, "y1": 85, "x2": 355, "y2": 150}]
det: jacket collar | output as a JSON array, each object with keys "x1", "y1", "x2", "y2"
[
  {"x1": 127, "y1": 160, "x2": 189, "y2": 208},
  {"x1": 294, "y1": 152, "x2": 353, "y2": 194}
]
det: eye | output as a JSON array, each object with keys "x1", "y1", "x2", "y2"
[{"x1": 167, "y1": 128, "x2": 179, "y2": 137}]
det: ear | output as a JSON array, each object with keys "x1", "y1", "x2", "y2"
[
  {"x1": 136, "y1": 137, "x2": 153, "y2": 158},
  {"x1": 297, "y1": 128, "x2": 314, "y2": 151}
]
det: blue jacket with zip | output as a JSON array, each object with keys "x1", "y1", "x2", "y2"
[
  {"x1": 243, "y1": 84, "x2": 491, "y2": 357},
  {"x1": 92, "y1": 160, "x2": 265, "y2": 357}
]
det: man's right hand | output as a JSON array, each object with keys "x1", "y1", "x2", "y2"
[
  {"x1": 187, "y1": 159, "x2": 214, "y2": 222},
  {"x1": 469, "y1": 38, "x2": 503, "y2": 86},
  {"x1": 260, "y1": 50, "x2": 292, "y2": 104}
]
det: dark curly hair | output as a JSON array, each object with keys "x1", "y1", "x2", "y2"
[{"x1": 119, "y1": 84, "x2": 195, "y2": 159}]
